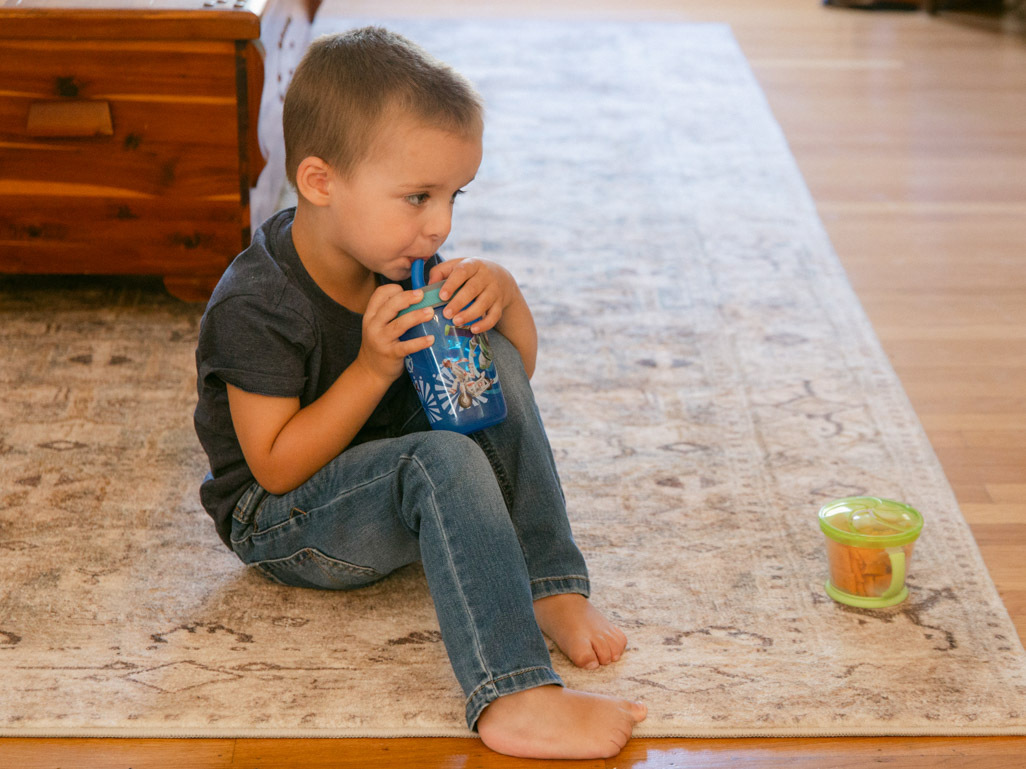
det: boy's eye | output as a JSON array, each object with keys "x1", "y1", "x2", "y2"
[{"x1": 405, "y1": 190, "x2": 466, "y2": 207}]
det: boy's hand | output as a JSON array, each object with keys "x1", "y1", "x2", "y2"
[
  {"x1": 428, "y1": 257, "x2": 516, "y2": 334},
  {"x1": 355, "y1": 284, "x2": 436, "y2": 384}
]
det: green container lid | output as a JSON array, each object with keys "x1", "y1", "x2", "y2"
[{"x1": 818, "y1": 496, "x2": 923, "y2": 548}]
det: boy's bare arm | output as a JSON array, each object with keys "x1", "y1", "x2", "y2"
[
  {"x1": 491, "y1": 290, "x2": 537, "y2": 379},
  {"x1": 226, "y1": 360, "x2": 389, "y2": 495},
  {"x1": 429, "y1": 258, "x2": 539, "y2": 378},
  {"x1": 227, "y1": 284, "x2": 435, "y2": 495}
]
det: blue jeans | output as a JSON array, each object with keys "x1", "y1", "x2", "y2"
[{"x1": 229, "y1": 332, "x2": 589, "y2": 728}]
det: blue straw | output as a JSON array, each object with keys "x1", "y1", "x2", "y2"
[{"x1": 411, "y1": 259, "x2": 426, "y2": 289}]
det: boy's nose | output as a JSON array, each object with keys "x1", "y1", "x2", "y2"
[{"x1": 424, "y1": 205, "x2": 452, "y2": 243}]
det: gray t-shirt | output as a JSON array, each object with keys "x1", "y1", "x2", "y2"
[{"x1": 193, "y1": 208, "x2": 434, "y2": 548}]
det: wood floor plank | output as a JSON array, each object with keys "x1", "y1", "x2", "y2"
[
  {"x1": 608, "y1": 737, "x2": 1026, "y2": 768},
  {"x1": 872, "y1": 341, "x2": 1026, "y2": 368},
  {"x1": 973, "y1": 542, "x2": 1026, "y2": 585},
  {"x1": 932, "y1": 447, "x2": 1026, "y2": 484},
  {"x1": 923, "y1": 416, "x2": 1026, "y2": 431},
  {"x1": 962, "y1": 503, "x2": 1026, "y2": 524},
  {"x1": 946, "y1": 484, "x2": 994, "y2": 504},
  {"x1": 0, "y1": 738, "x2": 234, "y2": 769},
  {"x1": 230, "y1": 738, "x2": 604, "y2": 768},
  {"x1": 986, "y1": 484, "x2": 1026, "y2": 504}
]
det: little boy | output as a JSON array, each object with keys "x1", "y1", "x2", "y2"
[{"x1": 193, "y1": 26, "x2": 646, "y2": 759}]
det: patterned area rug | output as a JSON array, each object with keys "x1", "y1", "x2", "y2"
[{"x1": 1, "y1": 19, "x2": 1025, "y2": 738}]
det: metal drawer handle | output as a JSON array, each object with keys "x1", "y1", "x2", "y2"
[{"x1": 26, "y1": 100, "x2": 113, "y2": 138}]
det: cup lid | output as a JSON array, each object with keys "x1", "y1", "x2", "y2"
[
  {"x1": 398, "y1": 281, "x2": 446, "y2": 315},
  {"x1": 818, "y1": 496, "x2": 923, "y2": 548}
]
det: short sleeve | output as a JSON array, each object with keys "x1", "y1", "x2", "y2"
[{"x1": 196, "y1": 292, "x2": 315, "y2": 398}]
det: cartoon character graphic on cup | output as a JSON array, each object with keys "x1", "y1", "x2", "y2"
[{"x1": 441, "y1": 334, "x2": 497, "y2": 409}]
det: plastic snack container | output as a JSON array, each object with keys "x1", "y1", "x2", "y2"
[{"x1": 818, "y1": 496, "x2": 924, "y2": 608}]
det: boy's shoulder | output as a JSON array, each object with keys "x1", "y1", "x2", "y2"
[{"x1": 205, "y1": 208, "x2": 311, "y2": 322}]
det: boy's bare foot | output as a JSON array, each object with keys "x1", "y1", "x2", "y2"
[
  {"x1": 477, "y1": 685, "x2": 647, "y2": 759},
  {"x1": 533, "y1": 593, "x2": 628, "y2": 669}
]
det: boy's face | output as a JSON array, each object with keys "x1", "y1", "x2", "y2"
[{"x1": 325, "y1": 115, "x2": 483, "y2": 282}]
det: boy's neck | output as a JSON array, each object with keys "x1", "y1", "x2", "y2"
[{"x1": 290, "y1": 203, "x2": 376, "y2": 314}]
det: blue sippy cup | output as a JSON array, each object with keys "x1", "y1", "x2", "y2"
[{"x1": 398, "y1": 260, "x2": 507, "y2": 434}]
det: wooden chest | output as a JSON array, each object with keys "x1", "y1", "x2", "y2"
[{"x1": 0, "y1": 0, "x2": 319, "y2": 301}]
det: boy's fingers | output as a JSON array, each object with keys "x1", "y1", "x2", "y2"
[
  {"x1": 397, "y1": 288, "x2": 426, "y2": 310},
  {"x1": 365, "y1": 283, "x2": 404, "y2": 318},
  {"x1": 468, "y1": 304, "x2": 501, "y2": 334},
  {"x1": 373, "y1": 288, "x2": 425, "y2": 325},
  {"x1": 449, "y1": 297, "x2": 481, "y2": 326},
  {"x1": 397, "y1": 335, "x2": 434, "y2": 357},
  {"x1": 439, "y1": 261, "x2": 477, "y2": 301},
  {"x1": 447, "y1": 282, "x2": 494, "y2": 324},
  {"x1": 427, "y1": 259, "x2": 456, "y2": 286},
  {"x1": 392, "y1": 306, "x2": 435, "y2": 336},
  {"x1": 443, "y1": 279, "x2": 481, "y2": 319}
]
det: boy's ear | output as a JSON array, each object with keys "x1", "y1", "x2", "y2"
[{"x1": 295, "y1": 156, "x2": 333, "y2": 206}]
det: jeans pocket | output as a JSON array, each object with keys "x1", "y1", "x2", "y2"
[
  {"x1": 231, "y1": 483, "x2": 267, "y2": 538},
  {"x1": 252, "y1": 547, "x2": 383, "y2": 591}
]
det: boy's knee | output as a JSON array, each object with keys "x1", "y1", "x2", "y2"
[
  {"x1": 404, "y1": 429, "x2": 491, "y2": 483},
  {"x1": 399, "y1": 430, "x2": 505, "y2": 528}
]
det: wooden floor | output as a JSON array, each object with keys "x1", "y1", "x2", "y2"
[{"x1": 4, "y1": 1, "x2": 1025, "y2": 766}]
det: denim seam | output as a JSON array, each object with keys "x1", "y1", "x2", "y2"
[
  {"x1": 529, "y1": 575, "x2": 589, "y2": 586},
  {"x1": 464, "y1": 665, "x2": 554, "y2": 704},
  {"x1": 469, "y1": 430, "x2": 532, "y2": 563},
  {"x1": 530, "y1": 575, "x2": 591, "y2": 600},
  {"x1": 406, "y1": 452, "x2": 494, "y2": 694},
  {"x1": 464, "y1": 665, "x2": 564, "y2": 729},
  {"x1": 316, "y1": 466, "x2": 398, "y2": 504},
  {"x1": 249, "y1": 468, "x2": 399, "y2": 541},
  {"x1": 254, "y1": 546, "x2": 379, "y2": 577},
  {"x1": 470, "y1": 430, "x2": 515, "y2": 513},
  {"x1": 232, "y1": 482, "x2": 265, "y2": 525}
]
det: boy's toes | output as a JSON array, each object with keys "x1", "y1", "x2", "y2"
[
  {"x1": 610, "y1": 627, "x2": 628, "y2": 661},
  {"x1": 578, "y1": 651, "x2": 600, "y2": 670},
  {"x1": 566, "y1": 639, "x2": 600, "y2": 669},
  {"x1": 629, "y1": 700, "x2": 648, "y2": 722},
  {"x1": 594, "y1": 627, "x2": 628, "y2": 665},
  {"x1": 592, "y1": 635, "x2": 615, "y2": 666},
  {"x1": 567, "y1": 632, "x2": 627, "y2": 669}
]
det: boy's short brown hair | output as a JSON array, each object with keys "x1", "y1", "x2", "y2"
[{"x1": 283, "y1": 26, "x2": 484, "y2": 186}]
